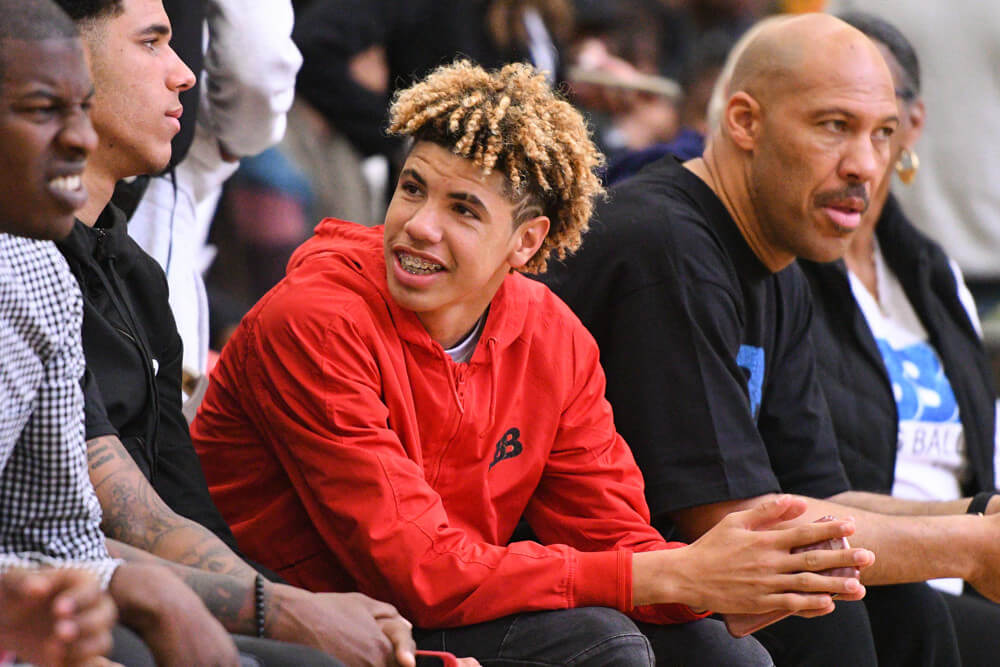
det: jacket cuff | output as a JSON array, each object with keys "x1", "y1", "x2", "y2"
[{"x1": 572, "y1": 549, "x2": 632, "y2": 611}]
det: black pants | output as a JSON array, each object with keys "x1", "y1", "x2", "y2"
[
  {"x1": 753, "y1": 600, "x2": 878, "y2": 666},
  {"x1": 942, "y1": 588, "x2": 1000, "y2": 667},
  {"x1": 107, "y1": 626, "x2": 341, "y2": 666},
  {"x1": 863, "y1": 583, "x2": 961, "y2": 667},
  {"x1": 755, "y1": 583, "x2": 963, "y2": 667},
  {"x1": 109, "y1": 625, "x2": 156, "y2": 666},
  {"x1": 416, "y1": 606, "x2": 773, "y2": 666},
  {"x1": 233, "y1": 634, "x2": 343, "y2": 667}
]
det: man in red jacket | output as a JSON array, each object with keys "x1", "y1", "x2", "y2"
[{"x1": 192, "y1": 59, "x2": 872, "y2": 665}]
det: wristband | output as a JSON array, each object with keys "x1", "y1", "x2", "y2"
[
  {"x1": 254, "y1": 573, "x2": 267, "y2": 638},
  {"x1": 967, "y1": 491, "x2": 996, "y2": 516}
]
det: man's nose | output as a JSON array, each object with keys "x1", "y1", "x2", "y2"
[
  {"x1": 840, "y1": 132, "x2": 887, "y2": 185},
  {"x1": 167, "y1": 45, "x2": 197, "y2": 93},
  {"x1": 403, "y1": 204, "x2": 443, "y2": 244}
]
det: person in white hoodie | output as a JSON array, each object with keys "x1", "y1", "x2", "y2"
[{"x1": 127, "y1": 0, "x2": 301, "y2": 385}]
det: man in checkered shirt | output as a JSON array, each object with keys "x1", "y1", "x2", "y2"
[
  {"x1": 0, "y1": 235, "x2": 118, "y2": 583},
  {"x1": 0, "y1": 3, "x2": 121, "y2": 662},
  {"x1": 0, "y1": 1, "x2": 244, "y2": 664}
]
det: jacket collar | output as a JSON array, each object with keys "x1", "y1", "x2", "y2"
[
  {"x1": 382, "y1": 256, "x2": 529, "y2": 363},
  {"x1": 57, "y1": 203, "x2": 137, "y2": 274},
  {"x1": 875, "y1": 194, "x2": 978, "y2": 341}
]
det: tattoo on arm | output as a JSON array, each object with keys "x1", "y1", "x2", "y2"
[
  {"x1": 108, "y1": 539, "x2": 257, "y2": 634},
  {"x1": 87, "y1": 435, "x2": 256, "y2": 579},
  {"x1": 86, "y1": 437, "x2": 129, "y2": 473}
]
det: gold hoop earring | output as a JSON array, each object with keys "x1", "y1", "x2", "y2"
[{"x1": 895, "y1": 148, "x2": 920, "y2": 185}]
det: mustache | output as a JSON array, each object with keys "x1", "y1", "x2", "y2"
[{"x1": 814, "y1": 183, "x2": 870, "y2": 212}]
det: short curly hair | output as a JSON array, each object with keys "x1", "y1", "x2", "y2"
[{"x1": 388, "y1": 60, "x2": 604, "y2": 273}]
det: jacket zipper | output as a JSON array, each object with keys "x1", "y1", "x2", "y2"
[{"x1": 93, "y1": 228, "x2": 162, "y2": 480}]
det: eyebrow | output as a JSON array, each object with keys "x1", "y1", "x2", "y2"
[
  {"x1": 16, "y1": 85, "x2": 96, "y2": 103},
  {"x1": 401, "y1": 168, "x2": 425, "y2": 187},
  {"x1": 448, "y1": 192, "x2": 487, "y2": 210},
  {"x1": 811, "y1": 108, "x2": 899, "y2": 125},
  {"x1": 400, "y1": 168, "x2": 488, "y2": 210},
  {"x1": 135, "y1": 23, "x2": 171, "y2": 38}
]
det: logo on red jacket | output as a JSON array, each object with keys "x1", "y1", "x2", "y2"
[{"x1": 490, "y1": 428, "x2": 523, "y2": 469}]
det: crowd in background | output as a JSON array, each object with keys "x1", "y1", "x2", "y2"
[
  {"x1": 4, "y1": 0, "x2": 1000, "y2": 664},
  {"x1": 190, "y1": 0, "x2": 1000, "y2": 389},
  {"x1": 203, "y1": 0, "x2": 834, "y2": 351}
]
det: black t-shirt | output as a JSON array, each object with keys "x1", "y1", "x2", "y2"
[{"x1": 542, "y1": 157, "x2": 848, "y2": 527}]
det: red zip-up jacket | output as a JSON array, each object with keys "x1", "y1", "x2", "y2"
[{"x1": 192, "y1": 219, "x2": 703, "y2": 628}]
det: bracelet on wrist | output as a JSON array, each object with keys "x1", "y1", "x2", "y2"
[
  {"x1": 967, "y1": 491, "x2": 997, "y2": 516},
  {"x1": 254, "y1": 573, "x2": 267, "y2": 638}
]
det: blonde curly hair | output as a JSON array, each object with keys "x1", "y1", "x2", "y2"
[{"x1": 388, "y1": 59, "x2": 605, "y2": 273}]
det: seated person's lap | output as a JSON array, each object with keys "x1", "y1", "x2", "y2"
[{"x1": 416, "y1": 607, "x2": 772, "y2": 666}]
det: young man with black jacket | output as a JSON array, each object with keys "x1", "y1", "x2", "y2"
[
  {"x1": 0, "y1": 2, "x2": 239, "y2": 664},
  {"x1": 52, "y1": 0, "x2": 421, "y2": 665}
]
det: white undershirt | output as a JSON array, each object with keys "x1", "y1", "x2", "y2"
[
  {"x1": 444, "y1": 313, "x2": 486, "y2": 364},
  {"x1": 849, "y1": 240, "x2": 969, "y2": 594}
]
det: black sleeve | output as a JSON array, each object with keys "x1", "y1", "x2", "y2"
[
  {"x1": 544, "y1": 195, "x2": 781, "y2": 522},
  {"x1": 82, "y1": 368, "x2": 118, "y2": 441},
  {"x1": 756, "y1": 266, "x2": 850, "y2": 499},
  {"x1": 149, "y1": 291, "x2": 244, "y2": 554}
]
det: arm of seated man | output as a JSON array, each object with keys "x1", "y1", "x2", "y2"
[
  {"x1": 669, "y1": 492, "x2": 1000, "y2": 603},
  {"x1": 87, "y1": 434, "x2": 257, "y2": 580},
  {"x1": 108, "y1": 559, "x2": 238, "y2": 667},
  {"x1": 88, "y1": 434, "x2": 416, "y2": 666},
  {"x1": 109, "y1": 540, "x2": 414, "y2": 667},
  {"x1": 633, "y1": 495, "x2": 870, "y2": 617},
  {"x1": 829, "y1": 490, "x2": 997, "y2": 517}
]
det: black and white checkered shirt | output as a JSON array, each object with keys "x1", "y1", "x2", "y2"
[{"x1": 0, "y1": 233, "x2": 119, "y2": 587}]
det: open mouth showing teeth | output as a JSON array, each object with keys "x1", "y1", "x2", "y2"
[
  {"x1": 50, "y1": 175, "x2": 82, "y2": 192},
  {"x1": 398, "y1": 252, "x2": 444, "y2": 275}
]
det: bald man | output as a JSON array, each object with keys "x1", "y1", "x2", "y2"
[{"x1": 543, "y1": 13, "x2": 994, "y2": 665}]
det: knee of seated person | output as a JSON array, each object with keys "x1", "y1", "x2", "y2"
[
  {"x1": 641, "y1": 617, "x2": 774, "y2": 667},
  {"x1": 556, "y1": 608, "x2": 653, "y2": 666}
]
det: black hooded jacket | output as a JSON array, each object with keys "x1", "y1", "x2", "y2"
[{"x1": 57, "y1": 204, "x2": 241, "y2": 551}]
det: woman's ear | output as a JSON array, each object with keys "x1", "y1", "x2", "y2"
[{"x1": 903, "y1": 98, "x2": 926, "y2": 148}]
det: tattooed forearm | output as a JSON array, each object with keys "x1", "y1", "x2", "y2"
[
  {"x1": 89, "y1": 438, "x2": 266, "y2": 634},
  {"x1": 108, "y1": 539, "x2": 257, "y2": 634},
  {"x1": 86, "y1": 436, "x2": 130, "y2": 479},
  {"x1": 185, "y1": 571, "x2": 255, "y2": 630},
  {"x1": 87, "y1": 435, "x2": 256, "y2": 579},
  {"x1": 101, "y1": 477, "x2": 177, "y2": 548}
]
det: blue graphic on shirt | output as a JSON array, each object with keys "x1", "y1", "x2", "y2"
[
  {"x1": 875, "y1": 339, "x2": 959, "y2": 423},
  {"x1": 737, "y1": 345, "x2": 765, "y2": 420}
]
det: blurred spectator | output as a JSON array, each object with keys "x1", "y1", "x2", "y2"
[
  {"x1": 565, "y1": 0, "x2": 773, "y2": 184},
  {"x1": 606, "y1": 0, "x2": 771, "y2": 80},
  {"x1": 566, "y1": 35, "x2": 682, "y2": 160},
  {"x1": 207, "y1": 0, "x2": 572, "y2": 319},
  {"x1": 598, "y1": 29, "x2": 735, "y2": 185},
  {"x1": 828, "y1": 0, "x2": 1000, "y2": 319},
  {"x1": 125, "y1": 0, "x2": 301, "y2": 379}
]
